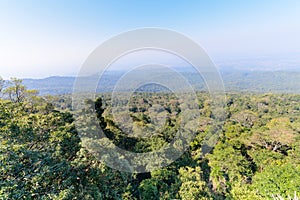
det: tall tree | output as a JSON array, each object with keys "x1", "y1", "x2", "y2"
[
  {"x1": 0, "y1": 76, "x2": 4, "y2": 96},
  {"x1": 4, "y1": 78, "x2": 26, "y2": 102}
]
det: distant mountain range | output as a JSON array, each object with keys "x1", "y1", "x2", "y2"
[{"x1": 22, "y1": 69, "x2": 300, "y2": 95}]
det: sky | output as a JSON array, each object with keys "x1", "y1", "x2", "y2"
[{"x1": 0, "y1": 0, "x2": 300, "y2": 78}]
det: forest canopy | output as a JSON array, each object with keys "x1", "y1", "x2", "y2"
[{"x1": 0, "y1": 78, "x2": 299, "y2": 199}]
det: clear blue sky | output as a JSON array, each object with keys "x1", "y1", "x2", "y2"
[{"x1": 1, "y1": 0, "x2": 300, "y2": 78}]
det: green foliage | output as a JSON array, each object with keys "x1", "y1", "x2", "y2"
[
  {"x1": 0, "y1": 86, "x2": 300, "y2": 199},
  {"x1": 229, "y1": 183, "x2": 265, "y2": 200},
  {"x1": 0, "y1": 99, "x2": 129, "y2": 199},
  {"x1": 250, "y1": 163, "x2": 300, "y2": 199},
  {"x1": 178, "y1": 166, "x2": 212, "y2": 200}
]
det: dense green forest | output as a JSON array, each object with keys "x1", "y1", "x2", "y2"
[{"x1": 0, "y1": 78, "x2": 299, "y2": 199}]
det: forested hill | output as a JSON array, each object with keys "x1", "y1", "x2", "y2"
[{"x1": 22, "y1": 70, "x2": 300, "y2": 95}]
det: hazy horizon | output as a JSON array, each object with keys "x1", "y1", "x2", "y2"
[{"x1": 1, "y1": 0, "x2": 300, "y2": 79}]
